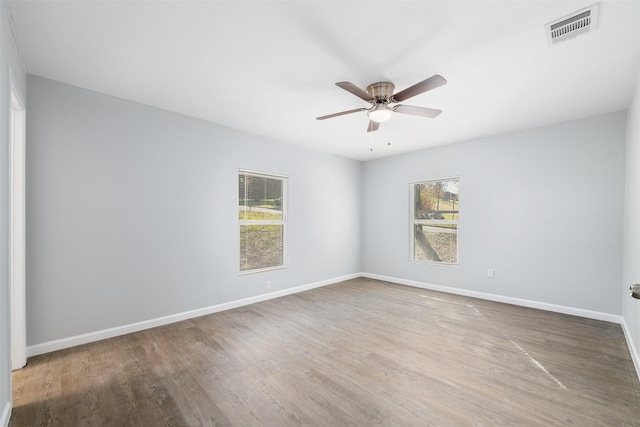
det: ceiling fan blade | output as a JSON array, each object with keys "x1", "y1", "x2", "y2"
[
  {"x1": 394, "y1": 104, "x2": 442, "y2": 118},
  {"x1": 316, "y1": 108, "x2": 366, "y2": 120},
  {"x1": 367, "y1": 120, "x2": 380, "y2": 132},
  {"x1": 392, "y1": 75, "x2": 447, "y2": 102},
  {"x1": 336, "y1": 82, "x2": 374, "y2": 102}
]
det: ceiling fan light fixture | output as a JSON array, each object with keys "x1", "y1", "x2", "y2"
[
  {"x1": 318, "y1": 75, "x2": 446, "y2": 131},
  {"x1": 368, "y1": 105, "x2": 393, "y2": 123}
]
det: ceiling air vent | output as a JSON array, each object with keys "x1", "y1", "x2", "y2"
[{"x1": 545, "y1": 3, "x2": 599, "y2": 46}]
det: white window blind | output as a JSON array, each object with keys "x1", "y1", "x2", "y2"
[{"x1": 239, "y1": 171, "x2": 288, "y2": 273}]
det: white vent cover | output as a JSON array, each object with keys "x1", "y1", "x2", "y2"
[{"x1": 545, "y1": 3, "x2": 599, "y2": 46}]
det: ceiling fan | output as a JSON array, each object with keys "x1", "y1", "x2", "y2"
[{"x1": 316, "y1": 75, "x2": 447, "y2": 132}]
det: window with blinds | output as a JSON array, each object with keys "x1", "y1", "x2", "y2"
[
  {"x1": 238, "y1": 171, "x2": 288, "y2": 273},
  {"x1": 410, "y1": 177, "x2": 459, "y2": 265}
]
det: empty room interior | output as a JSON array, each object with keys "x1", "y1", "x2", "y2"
[{"x1": 2, "y1": 0, "x2": 640, "y2": 425}]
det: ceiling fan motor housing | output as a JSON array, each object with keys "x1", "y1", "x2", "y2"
[{"x1": 366, "y1": 82, "x2": 395, "y2": 104}]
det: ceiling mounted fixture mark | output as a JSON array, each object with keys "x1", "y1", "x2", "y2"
[{"x1": 545, "y1": 3, "x2": 599, "y2": 46}]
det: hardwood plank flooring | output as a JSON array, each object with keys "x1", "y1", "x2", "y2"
[{"x1": 10, "y1": 278, "x2": 640, "y2": 426}]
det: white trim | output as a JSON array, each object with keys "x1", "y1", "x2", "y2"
[
  {"x1": 408, "y1": 175, "x2": 461, "y2": 186},
  {"x1": 4, "y1": 1, "x2": 28, "y2": 73},
  {"x1": 409, "y1": 177, "x2": 460, "y2": 266},
  {"x1": 25, "y1": 270, "x2": 634, "y2": 380},
  {"x1": 621, "y1": 318, "x2": 640, "y2": 382},
  {"x1": 1, "y1": 402, "x2": 10, "y2": 427},
  {"x1": 9, "y1": 70, "x2": 26, "y2": 370},
  {"x1": 362, "y1": 272, "x2": 623, "y2": 324},
  {"x1": 238, "y1": 168, "x2": 289, "y2": 180},
  {"x1": 238, "y1": 170, "x2": 289, "y2": 274},
  {"x1": 26, "y1": 273, "x2": 360, "y2": 357},
  {"x1": 238, "y1": 264, "x2": 287, "y2": 276}
]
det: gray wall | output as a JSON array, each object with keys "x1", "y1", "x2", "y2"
[
  {"x1": 26, "y1": 75, "x2": 361, "y2": 346},
  {"x1": 623, "y1": 72, "x2": 640, "y2": 369},
  {"x1": 22, "y1": 75, "x2": 634, "y2": 367},
  {"x1": 361, "y1": 111, "x2": 626, "y2": 315},
  {"x1": 0, "y1": 0, "x2": 26, "y2": 423}
]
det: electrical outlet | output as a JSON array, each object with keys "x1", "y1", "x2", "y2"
[
  {"x1": 487, "y1": 268, "x2": 494, "y2": 278},
  {"x1": 266, "y1": 280, "x2": 271, "y2": 289}
]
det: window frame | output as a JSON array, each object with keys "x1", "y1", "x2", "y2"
[
  {"x1": 409, "y1": 176, "x2": 460, "y2": 266},
  {"x1": 238, "y1": 169, "x2": 288, "y2": 275}
]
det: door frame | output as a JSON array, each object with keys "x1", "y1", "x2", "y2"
[{"x1": 9, "y1": 72, "x2": 26, "y2": 370}]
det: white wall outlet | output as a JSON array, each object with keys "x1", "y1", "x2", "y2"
[
  {"x1": 487, "y1": 268, "x2": 494, "y2": 278},
  {"x1": 266, "y1": 280, "x2": 271, "y2": 289}
]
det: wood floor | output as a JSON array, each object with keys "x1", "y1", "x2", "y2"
[{"x1": 10, "y1": 278, "x2": 640, "y2": 426}]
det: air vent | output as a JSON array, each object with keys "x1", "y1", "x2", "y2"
[{"x1": 545, "y1": 3, "x2": 599, "y2": 46}]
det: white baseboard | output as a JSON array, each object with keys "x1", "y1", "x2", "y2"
[
  {"x1": 1, "y1": 401, "x2": 10, "y2": 427},
  {"x1": 25, "y1": 272, "x2": 628, "y2": 359},
  {"x1": 362, "y1": 272, "x2": 623, "y2": 324},
  {"x1": 27, "y1": 273, "x2": 360, "y2": 357},
  {"x1": 621, "y1": 318, "x2": 640, "y2": 382}
]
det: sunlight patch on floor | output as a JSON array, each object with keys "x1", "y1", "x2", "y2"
[{"x1": 420, "y1": 294, "x2": 567, "y2": 390}]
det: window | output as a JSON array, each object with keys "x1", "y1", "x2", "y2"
[
  {"x1": 410, "y1": 177, "x2": 459, "y2": 265},
  {"x1": 239, "y1": 171, "x2": 287, "y2": 273}
]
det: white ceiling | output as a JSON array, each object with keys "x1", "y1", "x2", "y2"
[{"x1": 7, "y1": 1, "x2": 640, "y2": 161}]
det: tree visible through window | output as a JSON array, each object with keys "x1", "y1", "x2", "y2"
[
  {"x1": 410, "y1": 178, "x2": 459, "y2": 264},
  {"x1": 239, "y1": 171, "x2": 287, "y2": 273}
]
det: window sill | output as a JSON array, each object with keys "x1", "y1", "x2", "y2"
[{"x1": 239, "y1": 265, "x2": 288, "y2": 276}]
